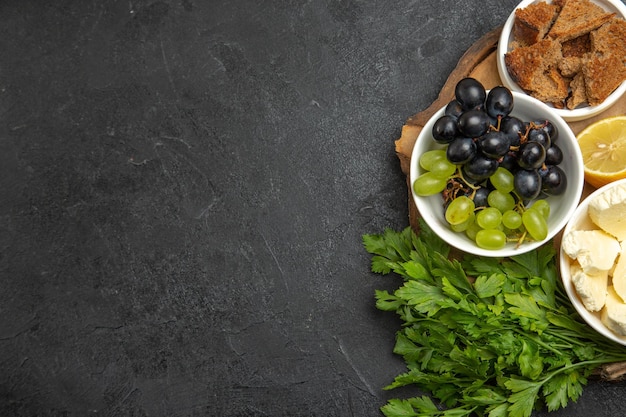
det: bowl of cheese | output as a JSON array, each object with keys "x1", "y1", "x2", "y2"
[{"x1": 560, "y1": 178, "x2": 626, "y2": 345}]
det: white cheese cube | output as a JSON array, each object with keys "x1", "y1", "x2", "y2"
[
  {"x1": 601, "y1": 286, "x2": 626, "y2": 336},
  {"x1": 588, "y1": 183, "x2": 626, "y2": 242},
  {"x1": 562, "y1": 230, "x2": 621, "y2": 274},
  {"x1": 570, "y1": 264, "x2": 608, "y2": 312}
]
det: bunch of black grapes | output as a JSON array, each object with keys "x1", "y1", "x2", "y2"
[{"x1": 432, "y1": 78, "x2": 566, "y2": 202}]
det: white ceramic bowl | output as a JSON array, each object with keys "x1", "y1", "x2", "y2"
[
  {"x1": 559, "y1": 178, "x2": 626, "y2": 346},
  {"x1": 497, "y1": 0, "x2": 626, "y2": 122},
  {"x1": 410, "y1": 91, "x2": 584, "y2": 257}
]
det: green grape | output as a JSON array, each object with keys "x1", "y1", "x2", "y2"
[
  {"x1": 530, "y1": 199, "x2": 550, "y2": 220},
  {"x1": 419, "y1": 149, "x2": 447, "y2": 171},
  {"x1": 502, "y1": 225, "x2": 517, "y2": 237},
  {"x1": 465, "y1": 221, "x2": 482, "y2": 241},
  {"x1": 476, "y1": 207, "x2": 502, "y2": 229},
  {"x1": 522, "y1": 209, "x2": 548, "y2": 241},
  {"x1": 502, "y1": 210, "x2": 522, "y2": 230},
  {"x1": 429, "y1": 158, "x2": 456, "y2": 178},
  {"x1": 445, "y1": 196, "x2": 475, "y2": 225},
  {"x1": 490, "y1": 167, "x2": 515, "y2": 193},
  {"x1": 487, "y1": 189, "x2": 516, "y2": 212},
  {"x1": 451, "y1": 212, "x2": 475, "y2": 232},
  {"x1": 475, "y1": 229, "x2": 507, "y2": 250},
  {"x1": 413, "y1": 172, "x2": 447, "y2": 196}
]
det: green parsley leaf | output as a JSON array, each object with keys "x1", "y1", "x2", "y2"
[
  {"x1": 504, "y1": 293, "x2": 546, "y2": 325},
  {"x1": 474, "y1": 273, "x2": 505, "y2": 299},
  {"x1": 396, "y1": 280, "x2": 446, "y2": 316},
  {"x1": 402, "y1": 260, "x2": 430, "y2": 281},
  {"x1": 375, "y1": 289, "x2": 403, "y2": 311},
  {"x1": 380, "y1": 398, "x2": 420, "y2": 417},
  {"x1": 486, "y1": 403, "x2": 509, "y2": 417},
  {"x1": 503, "y1": 377, "x2": 543, "y2": 417},
  {"x1": 464, "y1": 387, "x2": 506, "y2": 405},
  {"x1": 518, "y1": 340, "x2": 543, "y2": 380},
  {"x1": 543, "y1": 372, "x2": 573, "y2": 411}
]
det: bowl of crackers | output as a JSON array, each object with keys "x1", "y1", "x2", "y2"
[{"x1": 497, "y1": 0, "x2": 626, "y2": 122}]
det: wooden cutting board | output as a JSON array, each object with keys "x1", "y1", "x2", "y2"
[{"x1": 396, "y1": 26, "x2": 626, "y2": 233}]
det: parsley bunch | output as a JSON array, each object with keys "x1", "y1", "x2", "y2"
[{"x1": 364, "y1": 221, "x2": 626, "y2": 417}]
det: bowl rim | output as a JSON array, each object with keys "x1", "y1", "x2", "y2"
[
  {"x1": 409, "y1": 90, "x2": 585, "y2": 258},
  {"x1": 496, "y1": 0, "x2": 626, "y2": 122},
  {"x1": 559, "y1": 178, "x2": 626, "y2": 346}
]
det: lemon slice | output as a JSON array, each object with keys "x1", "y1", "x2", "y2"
[{"x1": 577, "y1": 116, "x2": 626, "y2": 189}]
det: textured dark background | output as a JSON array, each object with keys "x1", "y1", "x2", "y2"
[{"x1": 2, "y1": 0, "x2": 626, "y2": 416}]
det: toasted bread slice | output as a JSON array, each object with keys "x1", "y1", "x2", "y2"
[
  {"x1": 505, "y1": 39, "x2": 569, "y2": 105},
  {"x1": 559, "y1": 56, "x2": 583, "y2": 78},
  {"x1": 561, "y1": 33, "x2": 591, "y2": 57},
  {"x1": 558, "y1": 34, "x2": 590, "y2": 77},
  {"x1": 583, "y1": 54, "x2": 626, "y2": 105},
  {"x1": 567, "y1": 72, "x2": 587, "y2": 109},
  {"x1": 583, "y1": 17, "x2": 626, "y2": 106},
  {"x1": 590, "y1": 16, "x2": 626, "y2": 60},
  {"x1": 513, "y1": 2, "x2": 560, "y2": 46},
  {"x1": 548, "y1": 0, "x2": 615, "y2": 42},
  {"x1": 505, "y1": 39, "x2": 561, "y2": 86},
  {"x1": 539, "y1": 66, "x2": 570, "y2": 107}
]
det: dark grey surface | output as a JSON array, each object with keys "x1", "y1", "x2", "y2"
[{"x1": 2, "y1": 1, "x2": 626, "y2": 416}]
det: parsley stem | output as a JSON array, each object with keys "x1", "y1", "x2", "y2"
[{"x1": 541, "y1": 357, "x2": 626, "y2": 386}]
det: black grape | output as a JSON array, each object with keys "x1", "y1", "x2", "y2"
[
  {"x1": 432, "y1": 115, "x2": 459, "y2": 144},
  {"x1": 499, "y1": 116, "x2": 525, "y2": 147},
  {"x1": 455, "y1": 78, "x2": 486, "y2": 110},
  {"x1": 458, "y1": 109, "x2": 490, "y2": 138},
  {"x1": 464, "y1": 154, "x2": 498, "y2": 181},
  {"x1": 527, "y1": 127, "x2": 551, "y2": 149},
  {"x1": 540, "y1": 165, "x2": 567, "y2": 195},
  {"x1": 514, "y1": 169, "x2": 542, "y2": 200},
  {"x1": 472, "y1": 186, "x2": 490, "y2": 208},
  {"x1": 535, "y1": 119, "x2": 558, "y2": 142},
  {"x1": 500, "y1": 152, "x2": 519, "y2": 172},
  {"x1": 478, "y1": 130, "x2": 511, "y2": 159},
  {"x1": 545, "y1": 144, "x2": 563, "y2": 165},
  {"x1": 446, "y1": 137, "x2": 476, "y2": 165},
  {"x1": 485, "y1": 86, "x2": 514, "y2": 119},
  {"x1": 517, "y1": 141, "x2": 546, "y2": 170},
  {"x1": 445, "y1": 100, "x2": 464, "y2": 119}
]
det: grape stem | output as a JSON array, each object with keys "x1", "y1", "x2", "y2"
[
  {"x1": 512, "y1": 229, "x2": 528, "y2": 248},
  {"x1": 494, "y1": 115, "x2": 503, "y2": 131},
  {"x1": 455, "y1": 167, "x2": 481, "y2": 192}
]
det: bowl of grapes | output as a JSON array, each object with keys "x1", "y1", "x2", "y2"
[{"x1": 410, "y1": 78, "x2": 584, "y2": 257}]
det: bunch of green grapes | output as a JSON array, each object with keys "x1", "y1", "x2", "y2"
[
  {"x1": 413, "y1": 78, "x2": 563, "y2": 250},
  {"x1": 416, "y1": 149, "x2": 549, "y2": 249}
]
